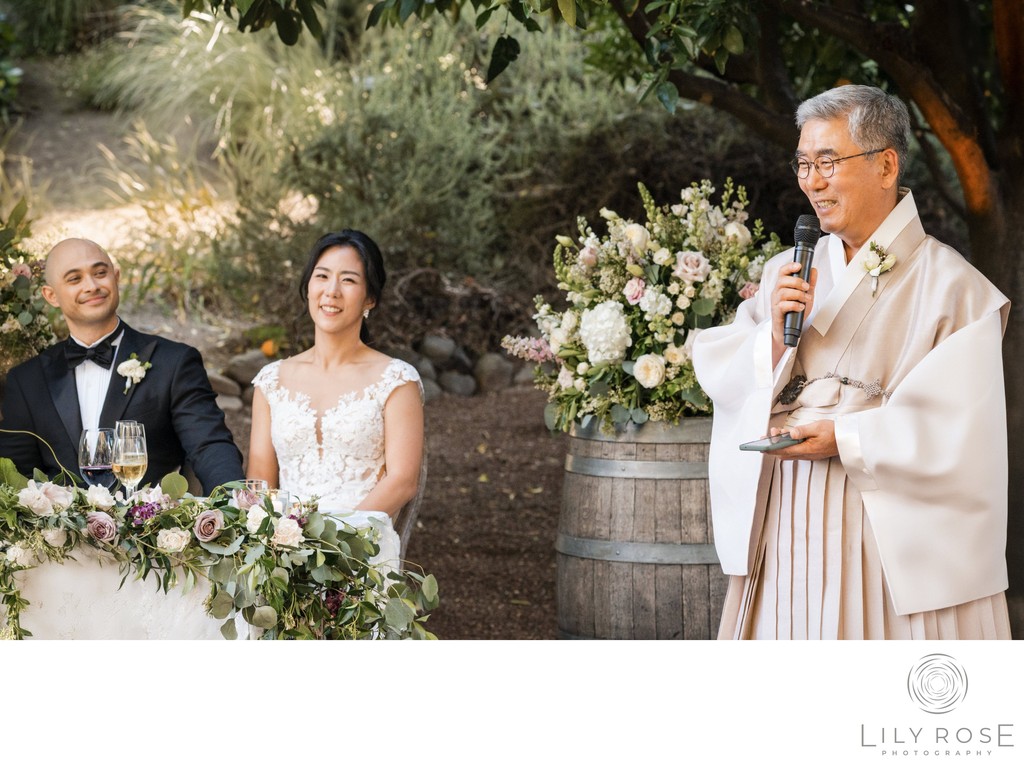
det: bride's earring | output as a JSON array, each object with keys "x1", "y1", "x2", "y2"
[{"x1": 363, "y1": 308, "x2": 370, "y2": 319}]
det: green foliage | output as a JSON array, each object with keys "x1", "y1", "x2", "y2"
[
  {"x1": 4, "y1": 0, "x2": 129, "y2": 54},
  {"x1": 181, "y1": 0, "x2": 327, "y2": 44},
  {"x1": 0, "y1": 475, "x2": 439, "y2": 639}
]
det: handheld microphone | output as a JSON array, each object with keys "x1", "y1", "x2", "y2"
[{"x1": 783, "y1": 214, "x2": 821, "y2": 347}]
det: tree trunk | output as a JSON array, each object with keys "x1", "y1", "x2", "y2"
[{"x1": 974, "y1": 181, "x2": 1024, "y2": 635}]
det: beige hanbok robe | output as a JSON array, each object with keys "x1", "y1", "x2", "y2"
[{"x1": 693, "y1": 190, "x2": 1011, "y2": 639}]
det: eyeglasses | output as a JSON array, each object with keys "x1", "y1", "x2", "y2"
[{"x1": 790, "y1": 149, "x2": 885, "y2": 179}]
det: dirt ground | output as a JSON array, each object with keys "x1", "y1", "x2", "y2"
[{"x1": 6, "y1": 59, "x2": 566, "y2": 640}]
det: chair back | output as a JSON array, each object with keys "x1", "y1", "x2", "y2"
[{"x1": 393, "y1": 450, "x2": 427, "y2": 561}]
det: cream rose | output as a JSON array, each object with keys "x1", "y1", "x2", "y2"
[
  {"x1": 157, "y1": 527, "x2": 191, "y2": 553},
  {"x1": 623, "y1": 223, "x2": 651, "y2": 253},
  {"x1": 664, "y1": 344, "x2": 687, "y2": 365},
  {"x1": 41, "y1": 483, "x2": 74, "y2": 511},
  {"x1": 622, "y1": 277, "x2": 646, "y2": 305},
  {"x1": 245, "y1": 505, "x2": 269, "y2": 534},
  {"x1": 86, "y1": 484, "x2": 116, "y2": 510},
  {"x1": 5, "y1": 544, "x2": 34, "y2": 568},
  {"x1": 633, "y1": 354, "x2": 667, "y2": 389},
  {"x1": 18, "y1": 481, "x2": 55, "y2": 517},
  {"x1": 724, "y1": 221, "x2": 752, "y2": 248},
  {"x1": 272, "y1": 517, "x2": 304, "y2": 548},
  {"x1": 42, "y1": 528, "x2": 68, "y2": 548}
]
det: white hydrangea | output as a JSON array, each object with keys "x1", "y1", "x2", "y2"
[
  {"x1": 639, "y1": 288, "x2": 672, "y2": 318},
  {"x1": 579, "y1": 300, "x2": 632, "y2": 365}
]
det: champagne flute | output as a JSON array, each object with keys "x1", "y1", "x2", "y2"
[
  {"x1": 78, "y1": 428, "x2": 117, "y2": 489},
  {"x1": 113, "y1": 422, "x2": 148, "y2": 497}
]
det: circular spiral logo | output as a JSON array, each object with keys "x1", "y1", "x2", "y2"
[{"x1": 907, "y1": 654, "x2": 968, "y2": 714}]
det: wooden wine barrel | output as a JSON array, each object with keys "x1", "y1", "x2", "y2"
[{"x1": 556, "y1": 417, "x2": 728, "y2": 639}]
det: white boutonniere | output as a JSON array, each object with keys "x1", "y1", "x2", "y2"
[
  {"x1": 117, "y1": 353, "x2": 152, "y2": 394},
  {"x1": 864, "y1": 241, "x2": 896, "y2": 297}
]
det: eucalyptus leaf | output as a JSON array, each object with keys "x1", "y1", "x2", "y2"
[
  {"x1": 208, "y1": 556, "x2": 235, "y2": 584},
  {"x1": 543, "y1": 402, "x2": 560, "y2": 431},
  {"x1": 220, "y1": 619, "x2": 238, "y2": 640},
  {"x1": 201, "y1": 531, "x2": 244, "y2": 556},
  {"x1": 210, "y1": 591, "x2": 235, "y2": 620},
  {"x1": 160, "y1": 472, "x2": 189, "y2": 500},
  {"x1": 270, "y1": 566, "x2": 289, "y2": 588},
  {"x1": 691, "y1": 298, "x2": 716, "y2": 316},
  {"x1": 304, "y1": 512, "x2": 325, "y2": 539},
  {"x1": 422, "y1": 574, "x2": 439, "y2": 602},
  {"x1": 611, "y1": 404, "x2": 631, "y2": 424},
  {"x1": 384, "y1": 598, "x2": 414, "y2": 631},
  {"x1": 250, "y1": 605, "x2": 278, "y2": 629},
  {"x1": 630, "y1": 408, "x2": 649, "y2": 424}
]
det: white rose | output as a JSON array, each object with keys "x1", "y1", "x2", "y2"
[
  {"x1": 864, "y1": 251, "x2": 881, "y2": 270},
  {"x1": 549, "y1": 327, "x2": 569, "y2": 354},
  {"x1": 156, "y1": 527, "x2": 191, "y2": 553},
  {"x1": 667, "y1": 282, "x2": 680, "y2": 295},
  {"x1": 671, "y1": 311, "x2": 686, "y2": 326},
  {"x1": 41, "y1": 483, "x2": 74, "y2": 511},
  {"x1": 86, "y1": 484, "x2": 116, "y2": 510},
  {"x1": 272, "y1": 517, "x2": 304, "y2": 548},
  {"x1": 557, "y1": 366, "x2": 575, "y2": 389},
  {"x1": 573, "y1": 378, "x2": 587, "y2": 392},
  {"x1": 652, "y1": 247, "x2": 672, "y2": 265},
  {"x1": 676, "y1": 295, "x2": 691, "y2": 310},
  {"x1": 724, "y1": 221, "x2": 752, "y2": 248},
  {"x1": 245, "y1": 505, "x2": 269, "y2": 534},
  {"x1": 576, "y1": 362, "x2": 590, "y2": 375},
  {"x1": 42, "y1": 528, "x2": 68, "y2": 548},
  {"x1": 633, "y1": 354, "x2": 667, "y2": 389},
  {"x1": 133, "y1": 486, "x2": 168, "y2": 506},
  {"x1": 578, "y1": 301, "x2": 632, "y2": 365},
  {"x1": 5, "y1": 544, "x2": 34, "y2": 568},
  {"x1": 622, "y1": 223, "x2": 650, "y2": 253},
  {"x1": 18, "y1": 481, "x2": 55, "y2": 516},
  {"x1": 664, "y1": 344, "x2": 687, "y2": 365},
  {"x1": 684, "y1": 285, "x2": 696, "y2": 298}
]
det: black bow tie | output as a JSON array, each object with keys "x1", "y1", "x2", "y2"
[{"x1": 65, "y1": 337, "x2": 116, "y2": 370}]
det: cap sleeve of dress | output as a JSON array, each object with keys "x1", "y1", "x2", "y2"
[
  {"x1": 377, "y1": 358, "x2": 423, "y2": 403},
  {"x1": 251, "y1": 359, "x2": 282, "y2": 394}
]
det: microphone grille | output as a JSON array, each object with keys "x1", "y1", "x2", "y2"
[{"x1": 794, "y1": 214, "x2": 821, "y2": 245}]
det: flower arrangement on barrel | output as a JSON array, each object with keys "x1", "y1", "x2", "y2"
[
  {"x1": 503, "y1": 179, "x2": 783, "y2": 432},
  {"x1": 0, "y1": 462, "x2": 438, "y2": 640}
]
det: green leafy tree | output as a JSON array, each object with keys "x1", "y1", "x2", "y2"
[{"x1": 179, "y1": 0, "x2": 1024, "y2": 622}]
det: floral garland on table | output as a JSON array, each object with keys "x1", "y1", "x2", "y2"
[
  {"x1": 0, "y1": 461, "x2": 439, "y2": 640},
  {"x1": 503, "y1": 179, "x2": 783, "y2": 432}
]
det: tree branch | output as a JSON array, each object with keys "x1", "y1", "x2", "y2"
[{"x1": 908, "y1": 108, "x2": 967, "y2": 219}]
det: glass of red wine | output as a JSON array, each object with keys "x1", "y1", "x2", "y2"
[{"x1": 78, "y1": 428, "x2": 118, "y2": 490}]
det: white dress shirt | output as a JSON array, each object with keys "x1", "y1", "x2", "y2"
[{"x1": 71, "y1": 326, "x2": 124, "y2": 432}]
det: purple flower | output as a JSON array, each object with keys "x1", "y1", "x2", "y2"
[
  {"x1": 86, "y1": 511, "x2": 118, "y2": 543},
  {"x1": 128, "y1": 502, "x2": 159, "y2": 526},
  {"x1": 193, "y1": 509, "x2": 225, "y2": 542}
]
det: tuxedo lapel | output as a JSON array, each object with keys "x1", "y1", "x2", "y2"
[
  {"x1": 42, "y1": 342, "x2": 83, "y2": 449},
  {"x1": 99, "y1": 325, "x2": 158, "y2": 425}
]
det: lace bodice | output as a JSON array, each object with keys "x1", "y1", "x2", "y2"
[{"x1": 253, "y1": 357, "x2": 421, "y2": 511}]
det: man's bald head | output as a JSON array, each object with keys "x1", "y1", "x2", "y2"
[
  {"x1": 44, "y1": 238, "x2": 113, "y2": 286},
  {"x1": 41, "y1": 238, "x2": 121, "y2": 343}
]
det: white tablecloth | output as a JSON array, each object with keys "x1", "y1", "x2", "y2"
[{"x1": 14, "y1": 548, "x2": 246, "y2": 640}]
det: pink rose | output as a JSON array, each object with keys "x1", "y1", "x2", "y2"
[
  {"x1": 623, "y1": 277, "x2": 646, "y2": 305},
  {"x1": 86, "y1": 511, "x2": 118, "y2": 543},
  {"x1": 739, "y1": 282, "x2": 760, "y2": 300},
  {"x1": 193, "y1": 509, "x2": 225, "y2": 542},
  {"x1": 672, "y1": 251, "x2": 712, "y2": 284},
  {"x1": 12, "y1": 262, "x2": 32, "y2": 279},
  {"x1": 579, "y1": 242, "x2": 599, "y2": 268}
]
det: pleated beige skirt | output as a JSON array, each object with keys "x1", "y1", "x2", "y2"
[{"x1": 719, "y1": 456, "x2": 1011, "y2": 640}]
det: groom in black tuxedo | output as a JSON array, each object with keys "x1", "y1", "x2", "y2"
[{"x1": 0, "y1": 238, "x2": 243, "y2": 492}]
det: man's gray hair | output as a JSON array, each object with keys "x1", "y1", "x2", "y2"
[{"x1": 796, "y1": 84, "x2": 911, "y2": 182}]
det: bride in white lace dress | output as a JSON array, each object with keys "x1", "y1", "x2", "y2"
[{"x1": 247, "y1": 230, "x2": 423, "y2": 570}]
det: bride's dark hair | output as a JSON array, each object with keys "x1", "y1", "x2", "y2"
[{"x1": 299, "y1": 229, "x2": 386, "y2": 344}]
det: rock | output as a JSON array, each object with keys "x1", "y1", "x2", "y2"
[
  {"x1": 513, "y1": 363, "x2": 537, "y2": 387},
  {"x1": 216, "y1": 394, "x2": 244, "y2": 413},
  {"x1": 438, "y1": 370, "x2": 477, "y2": 397},
  {"x1": 225, "y1": 349, "x2": 271, "y2": 386},
  {"x1": 474, "y1": 352, "x2": 514, "y2": 393},
  {"x1": 414, "y1": 356, "x2": 437, "y2": 381},
  {"x1": 418, "y1": 334, "x2": 456, "y2": 365},
  {"x1": 207, "y1": 371, "x2": 242, "y2": 397},
  {"x1": 449, "y1": 345, "x2": 474, "y2": 374},
  {"x1": 421, "y1": 377, "x2": 443, "y2": 403}
]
